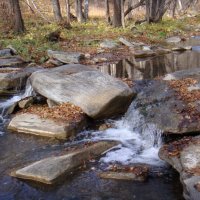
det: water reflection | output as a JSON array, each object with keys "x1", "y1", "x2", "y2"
[{"x1": 98, "y1": 50, "x2": 200, "y2": 80}]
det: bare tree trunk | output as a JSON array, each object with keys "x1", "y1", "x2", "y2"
[
  {"x1": 172, "y1": 0, "x2": 177, "y2": 18},
  {"x1": 76, "y1": 0, "x2": 84, "y2": 22},
  {"x1": 84, "y1": 0, "x2": 89, "y2": 21},
  {"x1": 127, "y1": 0, "x2": 132, "y2": 20},
  {"x1": 178, "y1": 0, "x2": 183, "y2": 10},
  {"x1": 121, "y1": 0, "x2": 125, "y2": 28},
  {"x1": 105, "y1": 0, "x2": 111, "y2": 23},
  {"x1": 65, "y1": 0, "x2": 70, "y2": 23},
  {"x1": 51, "y1": 0, "x2": 62, "y2": 22},
  {"x1": 146, "y1": 0, "x2": 169, "y2": 23},
  {"x1": 10, "y1": 0, "x2": 25, "y2": 33},
  {"x1": 112, "y1": 0, "x2": 122, "y2": 27}
]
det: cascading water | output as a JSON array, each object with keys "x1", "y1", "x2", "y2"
[
  {"x1": 83, "y1": 102, "x2": 163, "y2": 166},
  {"x1": 0, "y1": 80, "x2": 33, "y2": 136}
]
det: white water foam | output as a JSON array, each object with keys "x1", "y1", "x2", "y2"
[
  {"x1": 0, "y1": 81, "x2": 33, "y2": 135},
  {"x1": 86, "y1": 103, "x2": 164, "y2": 166}
]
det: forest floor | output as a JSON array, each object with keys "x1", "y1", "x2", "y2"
[{"x1": 0, "y1": 14, "x2": 200, "y2": 65}]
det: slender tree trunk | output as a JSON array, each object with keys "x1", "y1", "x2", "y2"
[
  {"x1": 84, "y1": 0, "x2": 89, "y2": 21},
  {"x1": 65, "y1": 0, "x2": 70, "y2": 23},
  {"x1": 121, "y1": 0, "x2": 125, "y2": 28},
  {"x1": 178, "y1": 0, "x2": 183, "y2": 10},
  {"x1": 112, "y1": 0, "x2": 122, "y2": 27},
  {"x1": 105, "y1": 0, "x2": 111, "y2": 23},
  {"x1": 76, "y1": 0, "x2": 84, "y2": 22},
  {"x1": 10, "y1": 0, "x2": 25, "y2": 33},
  {"x1": 51, "y1": 0, "x2": 62, "y2": 22},
  {"x1": 127, "y1": 0, "x2": 132, "y2": 20},
  {"x1": 172, "y1": 0, "x2": 177, "y2": 18}
]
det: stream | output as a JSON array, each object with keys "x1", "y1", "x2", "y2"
[{"x1": 1, "y1": 37, "x2": 200, "y2": 200}]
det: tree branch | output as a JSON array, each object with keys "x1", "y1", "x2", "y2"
[{"x1": 124, "y1": 0, "x2": 145, "y2": 17}]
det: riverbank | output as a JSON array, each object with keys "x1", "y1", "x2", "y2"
[{"x1": 0, "y1": 14, "x2": 199, "y2": 65}]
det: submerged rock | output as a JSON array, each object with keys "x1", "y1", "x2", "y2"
[
  {"x1": 8, "y1": 112, "x2": 86, "y2": 139},
  {"x1": 11, "y1": 141, "x2": 117, "y2": 184},
  {"x1": 30, "y1": 64, "x2": 134, "y2": 119},
  {"x1": 159, "y1": 136, "x2": 200, "y2": 200},
  {"x1": 99, "y1": 165, "x2": 149, "y2": 181},
  {"x1": 47, "y1": 50, "x2": 85, "y2": 64},
  {"x1": 99, "y1": 171, "x2": 147, "y2": 181},
  {"x1": 127, "y1": 68, "x2": 200, "y2": 134}
]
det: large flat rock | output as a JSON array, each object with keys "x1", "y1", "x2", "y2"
[
  {"x1": 30, "y1": 64, "x2": 134, "y2": 119},
  {"x1": 8, "y1": 113, "x2": 86, "y2": 139},
  {"x1": 11, "y1": 141, "x2": 117, "y2": 184},
  {"x1": 0, "y1": 56, "x2": 26, "y2": 67},
  {"x1": 159, "y1": 137, "x2": 200, "y2": 200},
  {"x1": 126, "y1": 68, "x2": 200, "y2": 134},
  {"x1": 47, "y1": 50, "x2": 85, "y2": 64}
]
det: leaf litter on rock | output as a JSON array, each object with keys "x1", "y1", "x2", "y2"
[{"x1": 19, "y1": 103, "x2": 85, "y2": 123}]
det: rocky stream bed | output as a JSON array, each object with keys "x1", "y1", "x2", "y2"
[{"x1": 0, "y1": 36, "x2": 200, "y2": 200}]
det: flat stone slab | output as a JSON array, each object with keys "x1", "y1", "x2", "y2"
[
  {"x1": 47, "y1": 50, "x2": 85, "y2": 64},
  {"x1": 100, "y1": 40, "x2": 119, "y2": 49},
  {"x1": 119, "y1": 37, "x2": 134, "y2": 47},
  {"x1": 166, "y1": 36, "x2": 181, "y2": 43},
  {"x1": 8, "y1": 113, "x2": 86, "y2": 139},
  {"x1": 0, "y1": 56, "x2": 26, "y2": 67},
  {"x1": 132, "y1": 50, "x2": 156, "y2": 58},
  {"x1": 11, "y1": 141, "x2": 117, "y2": 184}
]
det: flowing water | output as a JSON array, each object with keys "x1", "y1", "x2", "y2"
[
  {"x1": 79, "y1": 103, "x2": 163, "y2": 166},
  {"x1": 2, "y1": 37, "x2": 200, "y2": 199},
  {"x1": 0, "y1": 82, "x2": 33, "y2": 136}
]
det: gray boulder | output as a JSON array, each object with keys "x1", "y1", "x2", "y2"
[
  {"x1": 47, "y1": 50, "x2": 85, "y2": 64},
  {"x1": 0, "y1": 49, "x2": 14, "y2": 57},
  {"x1": 30, "y1": 64, "x2": 134, "y2": 119},
  {"x1": 159, "y1": 136, "x2": 200, "y2": 200},
  {"x1": 126, "y1": 68, "x2": 200, "y2": 134}
]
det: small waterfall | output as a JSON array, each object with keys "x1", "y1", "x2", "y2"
[
  {"x1": 0, "y1": 80, "x2": 33, "y2": 136},
  {"x1": 87, "y1": 102, "x2": 163, "y2": 166}
]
